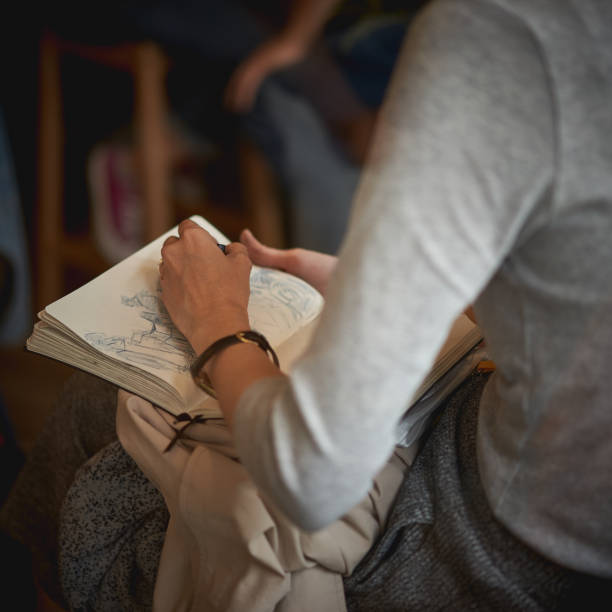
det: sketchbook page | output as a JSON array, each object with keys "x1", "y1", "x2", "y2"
[{"x1": 246, "y1": 266, "x2": 324, "y2": 348}]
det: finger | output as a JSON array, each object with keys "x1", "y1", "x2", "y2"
[
  {"x1": 177, "y1": 220, "x2": 220, "y2": 253},
  {"x1": 162, "y1": 235, "x2": 179, "y2": 248},
  {"x1": 177, "y1": 218, "x2": 201, "y2": 237},
  {"x1": 178, "y1": 219, "x2": 218, "y2": 242},
  {"x1": 240, "y1": 229, "x2": 285, "y2": 268},
  {"x1": 224, "y1": 241, "x2": 249, "y2": 258},
  {"x1": 160, "y1": 235, "x2": 179, "y2": 263}
]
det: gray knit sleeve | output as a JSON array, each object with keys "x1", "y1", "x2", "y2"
[{"x1": 233, "y1": 0, "x2": 554, "y2": 530}]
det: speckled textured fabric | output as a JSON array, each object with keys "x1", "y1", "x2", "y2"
[
  {"x1": 343, "y1": 373, "x2": 612, "y2": 611},
  {"x1": 0, "y1": 371, "x2": 169, "y2": 611},
  {"x1": 59, "y1": 440, "x2": 168, "y2": 612},
  {"x1": 0, "y1": 372, "x2": 119, "y2": 608}
]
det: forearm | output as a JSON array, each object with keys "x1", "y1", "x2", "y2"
[
  {"x1": 204, "y1": 342, "x2": 285, "y2": 431},
  {"x1": 279, "y1": 0, "x2": 342, "y2": 52},
  {"x1": 186, "y1": 307, "x2": 284, "y2": 431}
]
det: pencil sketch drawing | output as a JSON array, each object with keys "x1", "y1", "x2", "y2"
[
  {"x1": 83, "y1": 270, "x2": 318, "y2": 372},
  {"x1": 84, "y1": 289, "x2": 194, "y2": 373},
  {"x1": 249, "y1": 268, "x2": 320, "y2": 336}
]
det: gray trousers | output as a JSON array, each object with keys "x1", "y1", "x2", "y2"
[{"x1": 344, "y1": 372, "x2": 612, "y2": 611}]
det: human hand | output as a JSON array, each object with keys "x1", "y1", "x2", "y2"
[
  {"x1": 159, "y1": 220, "x2": 252, "y2": 354},
  {"x1": 224, "y1": 36, "x2": 306, "y2": 113},
  {"x1": 240, "y1": 228, "x2": 337, "y2": 297}
]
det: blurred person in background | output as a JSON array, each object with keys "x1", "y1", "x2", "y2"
[{"x1": 49, "y1": 0, "x2": 423, "y2": 257}]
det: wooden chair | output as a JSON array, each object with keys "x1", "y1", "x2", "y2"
[
  {"x1": 35, "y1": 30, "x2": 285, "y2": 312},
  {"x1": 36, "y1": 30, "x2": 173, "y2": 310}
]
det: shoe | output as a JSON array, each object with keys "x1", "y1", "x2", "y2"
[{"x1": 88, "y1": 143, "x2": 143, "y2": 264}]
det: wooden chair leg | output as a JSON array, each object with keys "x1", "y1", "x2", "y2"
[
  {"x1": 133, "y1": 42, "x2": 171, "y2": 242},
  {"x1": 36, "y1": 32, "x2": 64, "y2": 310}
]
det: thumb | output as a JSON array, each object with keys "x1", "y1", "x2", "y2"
[{"x1": 240, "y1": 229, "x2": 286, "y2": 269}]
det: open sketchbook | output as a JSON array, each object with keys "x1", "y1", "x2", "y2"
[{"x1": 27, "y1": 215, "x2": 482, "y2": 420}]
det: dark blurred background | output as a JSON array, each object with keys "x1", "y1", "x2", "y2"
[{"x1": 0, "y1": 2, "x2": 417, "y2": 607}]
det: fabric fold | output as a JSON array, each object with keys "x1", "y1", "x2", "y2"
[{"x1": 117, "y1": 390, "x2": 412, "y2": 612}]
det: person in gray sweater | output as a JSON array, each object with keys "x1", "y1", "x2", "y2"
[
  {"x1": 2, "y1": 0, "x2": 611, "y2": 609},
  {"x1": 159, "y1": 0, "x2": 612, "y2": 602}
]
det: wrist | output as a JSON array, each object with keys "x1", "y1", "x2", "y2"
[{"x1": 187, "y1": 311, "x2": 251, "y2": 356}]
